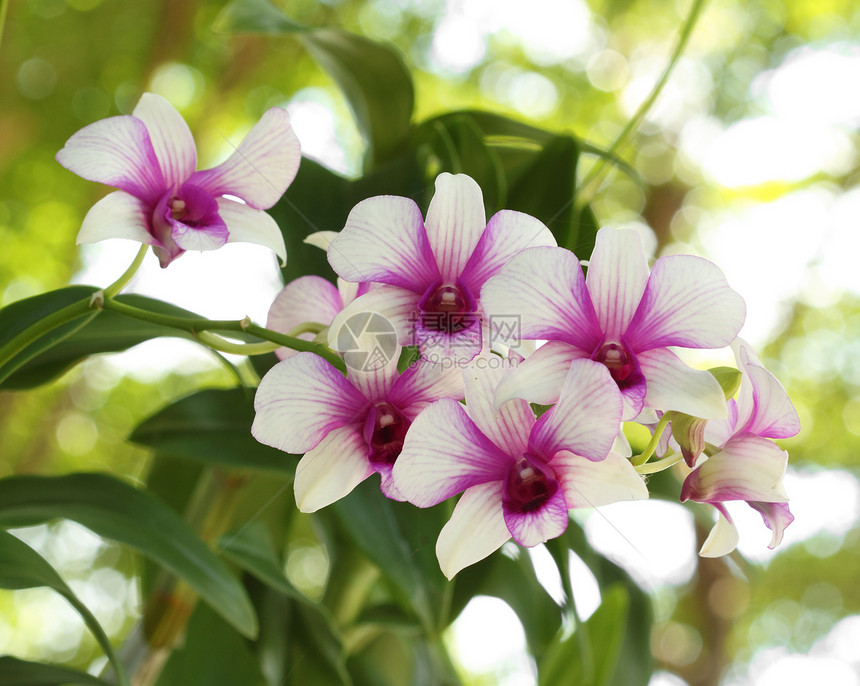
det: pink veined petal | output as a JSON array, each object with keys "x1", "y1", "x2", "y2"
[
  {"x1": 734, "y1": 340, "x2": 800, "y2": 439},
  {"x1": 460, "y1": 209, "x2": 556, "y2": 294},
  {"x1": 75, "y1": 191, "x2": 157, "y2": 246},
  {"x1": 347, "y1": 359, "x2": 402, "y2": 402},
  {"x1": 680, "y1": 433, "x2": 789, "y2": 504},
  {"x1": 699, "y1": 505, "x2": 740, "y2": 557},
  {"x1": 267, "y1": 275, "x2": 343, "y2": 360},
  {"x1": 554, "y1": 450, "x2": 648, "y2": 509},
  {"x1": 189, "y1": 107, "x2": 301, "y2": 210},
  {"x1": 388, "y1": 359, "x2": 465, "y2": 418},
  {"x1": 530, "y1": 359, "x2": 623, "y2": 462},
  {"x1": 503, "y1": 484, "x2": 570, "y2": 548},
  {"x1": 481, "y1": 246, "x2": 603, "y2": 351},
  {"x1": 170, "y1": 215, "x2": 228, "y2": 252},
  {"x1": 132, "y1": 93, "x2": 196, "y2": 190},
  {"x1": 704, "y1": 400, "x2": 738, "y2": 449},
  {"x1": 493, "y1": 342, "x2": 587, "y2": 407},
  {"x1": 217, "y1": 199, "x2": 287, "y2": 265},
  {"x1": 462, "y1": 358, "x2": 534, "y2": 457},
  {"x1": 413, "y1": 316, "x2": 484, "y2": 365},
  {"x1": 391, "y1": 398, "x2": 511, "y2": 508},
  {"x1": 424, "y1": 173, "x2": 487, "y2": 282},
  {"x1": 639, "y1": 348, "x2": 729, "y2": 420},
  {"x1": 293, "y1": 424, "x2": 373, "y2": 513},
  {"x1": 327, "y1": 285, "x2": 419, "y2": 353},
  {"x1": 377, "y1": 462, "x2": 407, "y2": 502},
  {"x1": 56, "y1": 115, "x2": 165, "y2": 205},
  {"x1": 252, "y1": 352, "x2": 369, "y2": 454},
  {"x1": 328, "y1": 195, "x2": 440, "y2": 292},
  {"x1": 585, "y1": 228, "x2": 650, "y2": 340},
  {"x1": 436, "y1": 482, "x2": 511, "y2": 579},
  {"x1": 625, "y1": 254, "x2": 746, "y2": 352},
  {"x1": 748, "y1": 501, "x2": 794, "y2": 548}
]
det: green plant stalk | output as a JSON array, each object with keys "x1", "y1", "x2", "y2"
[
  {"x1": 0, "y1": 0, "x2": 9, "y2": 52},
  {"x1": 631, "y1": 411, "x2": 674, "y2": 467},
  {"x1": 104, "y1": 244, "x2": 149, "y2": 298},
  {"x1": 634, "y1": 451, "x2": 685, "y2": 475}
]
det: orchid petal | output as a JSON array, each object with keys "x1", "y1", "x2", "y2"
[
  {"x1": 436, "y1": 482, "x2": 510, "y2": 579},
  {"x1": 680, "y1": 434, "x2": 789, "y2": 504},
  {"x1": 328, "y1": 196, "x2": 439, "y2": 292},
  {"x1": 530, "y1": 359, "x2": 622, "y2": 462},
  {"x1": 699, "y1": 506, "x2": 740, "y2": 557},
  {"x1": 413, "y1": 316, "x2": 484, "y2": 365},
  {"x1": 294, "y1": 424, "x2": 372, "y2": 512},
  {"x1": 639, "y1": 348, "x2": 729, "y2": 420},
  {"x1": 56, "y1": 115, "x2": 165, "y2": 204},
  {"x1": 461, "y1": 208, "x2": 556, "y2": 292},
  {"x1": 388, "y1": 359, "x2": 465, "y2": 417},
  {"x1": 749, "y1": 501, "x2": 794, "y2": 548},
  {"x1": 253, "y1": 353, "x2": 368, "y2": 454},
  {"x1": 493, "y1": 342, "x2": 586, "y2": 407},
  {"x1": 503, "y1": 485, "x2": 569, "y2": 547},
  {"x1": 267, "y1": 275, "x2": 343, "y2": 360},
  {"x1": 327, "y1": 285, "x2": 418, "y2": 353},
  {"x1": 347, "y1": 359, "x2": 401, "y2": 402},
  {"x1": 171, "y1": 214, "x2": 228, "y2": 252},
  {"x1": 304, "y1": 230, "x2": 338, "y2": 252},
  {"x1": 734, "y1": 340, "x2": 800, "y2": 439},
  {"x1": 189, "y1": 108, "x2": 300, "y2": 210},
  {"x1": 625, "y1": 254, "x2": 746, "y2": 351},
  {"x1": 424, "y1": 173, "x2": 487, "y2": 282},
  {"x1": 76, "y1": 191, "x2": 156, "y2": 245},
  {"x1": 218, "y1": 199, "x2": 287, "y2": 264},
  {"x1": 554, "y1": 450, "x2": 648, "y2": 508},
  {"x1": 585, "y1": 228, "x2": 650, "y2": 339},
  {"x1": 392, "y1": 398, "x2": 510, "y2": 507},
  {"x1": 132, "y1": 93, "x2": 196, "y2": 189},
  {"x1": 481, "y1": 246, "x2": 602, "y2": 351}
]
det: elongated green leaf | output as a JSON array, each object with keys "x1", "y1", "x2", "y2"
[
  {"x1": 218, "y1": 523, "x2": 304, "y2": 602},
  {"x1": 0, "y1": 656, "x2": 110, "y2": 686},
  {"x1": 0, "y1": 473, "x2": 257, "y2": 639},
  {"x1": 0, "y1": 531, "x2": 126, "y2": 686},
  {"x1": 130, "y1": 388, "x2": 295, "y2": 474},
  {"x1": 215, "y1": 0, "x2": 304, "y2": 33}
]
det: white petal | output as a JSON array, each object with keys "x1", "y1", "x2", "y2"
[
  {"x1": 294, "y1": 424, "x2": 373, "y2": 512},
  {"x1": 347, "y1": 359, "x2": 401, "y2": 402},
  {"x1": 388, "y1": 359, "x2": 465, "y2": 416},
  {"x1": 424, "y1": 173, "x2": 487, "y2": 282},
  {"x1": 190, "y1": 107, "x2": 301, "y2": 209},
  {"x1": 585, "y1": 228, "x2": 650, "y2": 339},
  {"x1": 436, "y1": 482, "x2": 510, "y2": 579},
  {"x1": 554, "y1": 450, "x2": 648, "y2": 508},
  {"x1": 699, "y1": 509, "x2": 739, "y2": 557},
  {"x1": 218, "y1": 198, "x2": 287, "y2": 264},
  {"x1": 132, "y1": 93, "x2": 196, "y2": 189},
  {"x1": 639, "y1": 348, "x2": 729, "y2": 420},
  {"x1": 734, "y1": 340, "x2": 800, "y2": 439},
  {"x1": 267, "y1": 275, "x2": 342, "y2": 360},
  {"x1": 493, "y1": 341, "x2": 585, "y2": 407},
  {"x1": 304, "y1": 230, "x2": 338, "y2": 252},
  {"x1": 327, "y1": 286, "x2": 418, "y2": 353},
  {"x1": 76, "y1": 191, "x2": 156, "y2": 245}
]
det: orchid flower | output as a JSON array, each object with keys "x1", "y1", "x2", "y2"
[
  {"x1": 325, "y1": 173, "x2": 556, "y2": 364},
  {"x1": 391, "y1": 358, "x2": 648, "y2": 578},
  {"x1": 56, "y1": 93, "x2": 300, "y2": 267},
  {"x1": 481, "y1": 227, "x2": 746, "y2": 421},
  {"x1": 681, "y1": 339, "x2": 800, "y2": 556},
  {"x1": 252, "y1": 352, "x2": 463, "y2": 511}
]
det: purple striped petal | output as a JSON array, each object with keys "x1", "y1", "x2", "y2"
[
  {"x1": 388, "y1": 359, "x2": 465, "y2": 417},
  {"x1": 56, "y1": 115, "x2": 165, "y2": 205},
  {"x1": 503, "y1": 483, "x2": 570, "y2": 547},
  {"x1": 327, "y1": 285, "x2": 418, "y2": 354},
  {"x1": 734, "y1": 341, "x2": 800, "y2": 439},
  {"x1": 680, "y1": 433, "x2": 789, "y2": 504},
  {"x1": 189, "y1": 107, "x2": 300, "y2": 210},
  {"x1": 391, "y1": 398, "x2": 511, "y2": 507},
  {"x1": 530, "y1": 359, "x2": 622, "y2": 462},
  {"x1": 328, "y1": 196, "x2": 440, "y2": 292},
  {"x1": 639, "y1": 347, "x2": 729, "y2": 420},
  {"x1": 493, "y1": 342, "x2": 587, "y2": 407},
  {"x1": 267, "y1": 275, "x2": 343, "y2": 360},
  {"x1": 625, "y1": 254, "x2": 746, "y2": 352},
  {"x1": 132, "y1": 93, "x2": 196, "y2": 190},
  {"x1": 218, "y1": 199, "x2": 287, "y2": 265},
  {"x1": 481, "y1": 246, "x2": 603, "y2": 351},
  {"x1": 436, "y1": 482, "x2": 510, "y2": 579},
  {"x1": 347, "y1": 360, "x2": 401, "y2": 403},
  {"x1": 424, "y1": 173, "x2": 487, "y2": 282},
  {"x1": 76, "y1": 191, "x2": 156, "y2": 246},
  {"x1": 252, "y1": 352, "x2": 369, "y2": 454},
  {"x1": 461, "y1": 209, "x2": 556, "y2": 294},
  {"x1": 749, "y1": 501, "x2": 794, "y2": 548},
  {"x1": 553, "y1": 450, "x2": 648, "y2": 508},
  {"x1": 293, "y1": 424, "x2": 373, "y2": 512},
  {"x1": 585, "y1": 228, "x2": 650, "y2": 340}
]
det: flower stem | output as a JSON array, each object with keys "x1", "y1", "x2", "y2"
[
  {"x1": 0, "y1": 0, "x2": 9, "y2": 53},
  {"x1": 631, "y1": 411, "x2": 674, "y2": 466},
  {"x1": 634, "y1": 451, "x2": 685, "y2": 475},
  {"x1": 104, "y1": 244, "x2": 149, "y2": 299}
]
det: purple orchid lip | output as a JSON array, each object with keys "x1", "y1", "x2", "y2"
[
  {"x1": 365, "y1": 402, "x2": 411, "y2": 467},
  {"x1": 502, "y1": 453, "x2": 559, "y2": 514},
  {"x1": 417, "y1": 278, "x2": 480, "y2": 335}
]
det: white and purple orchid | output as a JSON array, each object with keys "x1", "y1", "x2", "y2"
[
  {"x1": 252, "y1": 352, "x2": 463, "y2": 511},
  {"x1": 681, "y1": 340, "x2": 801, "y2": 556},
  {"x1": 325, "y1": 172, "x2": 557, "y2": 364},
  {"x1": 391, "y1": 358, "x2": 648, "y2": 578},
  {"x1": 56, "y1": 92, "x2": 300, "y2": 267},
  {"x1": 481, "y1": 227, "x2": 747, "y2": 421}
]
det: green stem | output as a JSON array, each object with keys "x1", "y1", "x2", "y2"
[
  {"x1": 574, "y1": 0, "x2": 708, "y2": 204},
  {"x1": 634, "y1": 451, "x2": 685, "y2": 475},
  {"x1": 631, "y1": 411, "x2": 674, "y2": 466},
  {"x1": 104, "y1": 244, "x2": 148, "y2": 299},
  {"x1": 0, "y1": 0, "x2": 9, "y2": 53},
  {"x1": 194, "y1": 331, "x2": 279, "y2": 356}
]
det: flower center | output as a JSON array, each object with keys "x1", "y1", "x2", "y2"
[
  {"x1": 593, "y1": 341, "x2": 635, "y2": 384},
  {"x1": 169, "y1": 197, "x2": 187, "y2": 221},
  {"x1": 368, "y1": 402, "x2": 411, "y2": 466},
  {"x1": 419, "y1": 281, "x2": 479, "y2": 334},
  {"x1": 503, "y1": 454, "x2": 559, "y2": 514}
]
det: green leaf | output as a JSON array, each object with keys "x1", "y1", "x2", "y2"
[
  {"x1": 0, "y1": 656, "x2": 110, "y2": 686},
  {"x1": 0, "y1": 473, "x2": 257, "y2": 639},
  {"x1": 0, "y1": 531, "x2": 126, "y2": 686},
  {"x1": 537, "y1": 585, "x2": 629, "y2": 686},
  {"x1": 215, "y1": 0, "x2": 304, "y2": 34},
  {"x1": 130, "y1": 388, "x2": 295, "y2": 475},
  {"x1": 709, "y1": 365, "x2": 743, "y2": 399}
]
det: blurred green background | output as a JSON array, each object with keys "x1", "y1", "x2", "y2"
[{"x1": 2, "y1": 0, "x2": 859, "y2": 684}]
